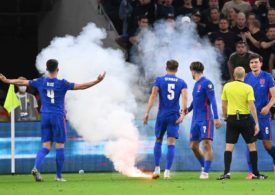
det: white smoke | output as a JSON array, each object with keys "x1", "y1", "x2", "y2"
[
  {"x1": 35, "y1": 18, "x2": 222, "y2": 175},
  {"x1": 130, "y1": 17, "x2": 222, "y2": 136},
  {"x1": 35, "y1": 23, "x2": 145, "y2": 176},
  {"x1": 132, "y1": 17, "x2": 222, "y2": 119}
]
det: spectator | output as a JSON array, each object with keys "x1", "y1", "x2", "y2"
[
  {"x1": 0, "y1": 89, "x2": 9, "y2": 122},
  {"x1": 245, "y1": 20, "x2": 268, "y2": 69},
  {"x1": 127, "y1": 0, "x2": 155, "y2": 38},
  {"x1": 0, "y1": 105, "x2": 8, "y2": 122},
  {"x1": 209, "y1": 18, "x2": 239, "y2": 51},
  {"x1": 260, "y1": 25, "x2": 275, "y2": 72},
  {"x1": 228, "y1": 40, "x2": 254, "y2": 78},
  {"x1": 156, "y1": 0, "x2": 175, "y2": 20},
  {"x1": 246, "y1": 12, "x2": 257, "y2": 26},
  {"x1": 231, "y1": 12, "x2": 249, "y2": 37},
  {"x1": 214, "y1": 37, "x2": 232, "y2": 82},
  {"x1": 206, "y1": 8, "x2": 221, "y2": 33},
  {"x1": 119, "y1": 0, "x2": 133, "y2": 39},
  {"x1": 222, "y1": 0, "x2": 252, "y2": 16},
  {"x1": 191, "y1": 10, "x2": 207, "y2": 37},
  {"x1": 15, "y1": 77, "x2": 39, "y2": 121},
  {"x1": 227, "y1": 7, "x2": 239, "y2": 27},
  {"x1": 267, "y1": 8, "x2": 275, "y2": 29},
  {"x1": 175, "y1": 0, "x2": 194, "y2": 17},
  {"x1": 201, "y1": 0, "x2": 220, "y2": 24},
  {"x1": 193, "y1": 0, "x2": 208, "y2": 10},
  {"x1": 129, "y1": 15, "x2": 152, "y2": 67},
  {"x1": 253, "y1": 0, "x2": 269, "y2": 28}
]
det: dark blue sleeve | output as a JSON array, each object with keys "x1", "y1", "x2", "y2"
[
  {"x1": 29, "y1": 77, "x2": 42, "y2": 89},
  {"x1": 154, "y1": 77, "x2": 160, "y2": 88},
  {"x1": 205, "y1": 81, "x2": 219, "y2": 119},
  {"x1": 188, "y1": 101, "x2": 193, "y2": 112},
  {"x1": 181, "y1": 80, "x2": 187, "y2": 90},
  {"x1": 63, "y1": 79, "x2": 75, "y2": 91}
]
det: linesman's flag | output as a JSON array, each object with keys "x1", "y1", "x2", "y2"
[{"x1": 4, "y1": 84, "x2": 21, "y2": 113}]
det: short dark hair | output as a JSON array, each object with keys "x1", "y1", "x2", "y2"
[
  {"x1": 46, "y1": 59, "x2": 58, "y2": 73},
  {"x1": 249, "y1": 53, "x2": 263, "y2": 63},
  {"x1": 215, "y1": 37, "x2": 225, "y2": 42},
  {"x1": 235, "y1": 40, "x2": 247, "y2": 47},
  {"x1": 190, "y1": 61, "x2": 204, "y2": 73},
  {"x1": 166, "y1": 60, "x2": 179, "y2": 71},
  {"x1": 138, "y1": 15, "x2": 148, "y2": 21}
]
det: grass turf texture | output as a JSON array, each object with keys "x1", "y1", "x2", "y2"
[{"x1": 0, "y1": 172, "x2": 274, "y2": 195}]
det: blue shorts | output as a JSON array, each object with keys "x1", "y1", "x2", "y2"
[
  {"x1": 155, "y1": 113, "x2": 180, "y2": 139},
  {"x1": 190, "y1": 120, "x2": 214, "y2": 141},
  {"x1": 40, "y1": 113, "x2": 67, "y2": 143},
  {"x1": 257, "y1": 117, "x2": 272, "y2": 140}
]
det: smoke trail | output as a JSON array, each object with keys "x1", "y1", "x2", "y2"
[{"x1": 35, "y1": 23, "x2": 148, "y2": 177}]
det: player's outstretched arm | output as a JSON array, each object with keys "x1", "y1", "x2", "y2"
[
  {"x1": 74, "y1": 72, "x2": 106, "y2": 90},
  {"x1": 0, "y1": 74, "x2": 29, "y2": 86},
  {"x1": 144, "y1": 86, "x2": 158, "y2": 124}
]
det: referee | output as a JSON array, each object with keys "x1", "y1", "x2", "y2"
[{"x1": 217, "y1": 67, "x2": 267, "y2": 180}]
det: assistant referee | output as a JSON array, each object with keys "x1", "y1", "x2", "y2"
[{"x1": 217, "y1": 67, "x2": 267, "y2": 180}]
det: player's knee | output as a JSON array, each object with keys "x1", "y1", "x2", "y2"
[
  {"x1": 225, "y1": 144, "x2": 234, "y2": 152},
  {"x1": 56, "y1": 143, "x2": 65, "y2": 148},
  {"x1": 202, "y1": 140, "x2": 212, "y2": 150},
  {"x1": 247, "y1": 143, "x2": 257, "y2": 151},
  {"x1": 156, "y1": 138, "x2": 163, "y2": 143},
  {"x1": 167, "y1": 137, "x2": 176, "y2": 145},
  {"x1": 190, "y1": 142, "x2": 199, "y2": 151},
  {"x1": 263, "y1": 141, "x2": 272, "y2": 150},
  {"x1": 43, "y1": 141, "x2": 52, "y2": 149}
]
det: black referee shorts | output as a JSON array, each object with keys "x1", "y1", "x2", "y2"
[{"x1": 226, "y1": 115, "x2": 256, "y2": 144}]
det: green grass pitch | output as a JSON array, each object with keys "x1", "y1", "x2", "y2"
[{"x1": 0, "y1": 172, "x2": 274, "y2": 195}]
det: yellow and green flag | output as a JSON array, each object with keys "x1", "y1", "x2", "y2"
[{"x1": 4, "y1": 84, "x2": 21, "y2": 113}]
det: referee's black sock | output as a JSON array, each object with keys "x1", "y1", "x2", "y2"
[
  {"x1": 224, "y1": 151, "x2": 232, "y2": 175},
  {"x1": 250, "y1": 151, "x2": 259, "y2": 176}
]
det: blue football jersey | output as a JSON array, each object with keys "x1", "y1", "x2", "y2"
[
  {"x1": 29, "y1": 77, "x2": 75, "y2": 115},
  {"x1": 245, "y1": 71, "x2": 274, "y2": 118},
  {"x1": 190, "y1": 77, "x2": 218, "y2": 121},
  {"x1": 154, "y1": 74, "x2": 187, "y2": 117}
]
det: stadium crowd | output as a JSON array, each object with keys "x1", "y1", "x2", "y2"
[
  {"x1": 100, "y1": 0, "x2": 275, "y2": 117},
  {"x1": 101, "y1": 0, "x2": 275, "y2": 80}
]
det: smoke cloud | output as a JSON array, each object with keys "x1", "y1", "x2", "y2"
[
  {"x1": 36, "y1": 23, "x2": 146, "y2": 176},
  {"x1": 132, "y1": 17, "x2": 222, "y2": 128},
  {"x1": 35, "y1": 18, "x2": 222, "y2": 175}
]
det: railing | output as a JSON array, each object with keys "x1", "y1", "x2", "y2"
[{"x1": 97, "y1": 2, "x2": 118, "y2": 33}]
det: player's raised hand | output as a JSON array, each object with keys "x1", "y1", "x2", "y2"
[
  {"x1": 143, "y1": 112, "x2": 149, "y2": 125},
  {"x1": 97, "y1": 71, "x2": 106, "y2": 82},
  {"x1": 214, "y1": 119, "x2": 222, "y2": 129}
]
